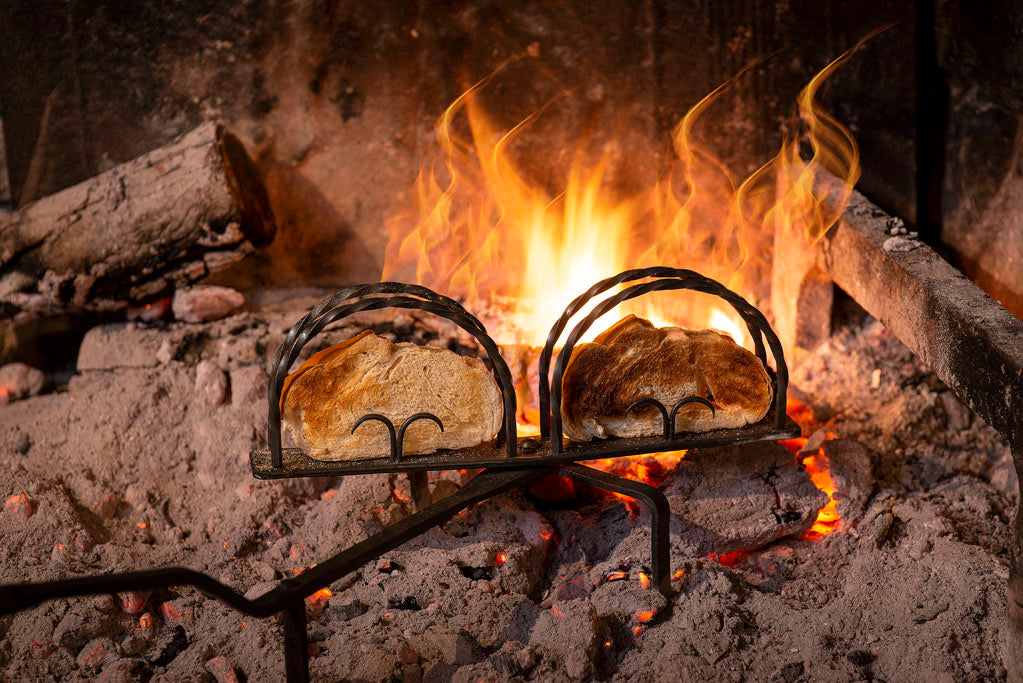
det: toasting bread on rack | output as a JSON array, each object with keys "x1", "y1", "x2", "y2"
[
  {"x1": 561, "y1": 315, "x2": 772, "y2": 440},
  {"x1": 280, "y1": 331, "x2": 503, "y2": 460}
]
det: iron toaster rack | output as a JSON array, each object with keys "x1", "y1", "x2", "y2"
[{"x1": 0, "y1": 266, "x2": 800, "y2": 683}]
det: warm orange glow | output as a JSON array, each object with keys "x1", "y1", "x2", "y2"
[
  {"x1": 786, "y1": 396, "x2": 842, "y2": 538},
  {"x1": 638, "y1": 572, "x2": 650, "y2": 590},
  {"x1": 579, "y1": 452, "x2": 686, "y2": 492},
  {"x1": 636, "y1": 610, "x2": 655, "y2": 623},
  {"x1": 136, "y1": 522, "x2": 147, "y2": 529},
  {"x1": 607, "y1": 571, "x2": 627, "y2": 582},
  {"x1": 384, "y1": 39, "x2": 875, "y2": 490},
  {"x1": 309, "y1": 588, "x2": 333, "y2": 606},
  {"x1": 708, "y1": 550, "x2": 748, "y2": 568},
  {"x1": 802, "y1": 451, "x2": 840, "y2": 538},
  {"x1": 139, "y1": 614, "x2": 152, "y2": 629},
  {"x1": 383, "y1": 44, "x2": 864, "y2": 349},
  {"x1": 495, "y1": 551, "x2": 507, "y2": 567},
  {"x1": 4, "y1": 493, "x2": 27, "y2": 510},
  {"x1": 672, "y1": 569, "x2": 685, "y2": 581}
]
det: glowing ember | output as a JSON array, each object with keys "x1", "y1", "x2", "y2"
[
  {"x1": 636, "y1": 610, "x2": 655, "y2": 623},
  {"x1": 802, "y1": 451, "x2": 840, "y2": 538},
  {"x1": 606, "y1": 571, "x2": 627, "y2": 582},
  {"x1": 495, "y1": 551, "x2": 507, "y2": 567},
  {"x1": 309, "y1": 588, "x2": 332, "y2": 606},
  {"x1": 3, "y1": 493, "x2": 33, "y2": 519},
  {"x1": 785, "y1": 397, "x2": 842, "y2": 538},
  {"x1": 707, "y1": 550, "x2": 748, "y2": 568},
  {"x1": 638, "y1": 572, "x2": 650, "y2": 589},
  {"x1": 138, "y1": 614, "x2": 152, "y2": 629}
]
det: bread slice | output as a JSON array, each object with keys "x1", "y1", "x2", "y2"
[
  {"x1": 561, "y1": 315, "x2": 772, "y2": 440},
  {"x1": 281, "y1": 331, "x2": 503, "y2": 460}
]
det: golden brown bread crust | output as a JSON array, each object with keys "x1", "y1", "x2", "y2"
[
  {"x1": 281, "y1": 331, "x2": 503, "y2": 460},
  {"x1": 561, "y1": 315, "x2": 772, "y2": 439}
]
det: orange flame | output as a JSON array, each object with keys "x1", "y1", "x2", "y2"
[
  {"x1": 785, "y1": 397, "x2": 842, "y2": 538},
  {"x1": 802, "y1": 451, "x2": 840, "y2": 538},
  {"x1": 383, "y1": 43, "x2": 864, "y2": 348},
  {"x1": 308, "y1": 588, "x2": 332, "y2": 606},
  {"x1": 383, "y1": 37, "x2": 876, "y2": 486}
]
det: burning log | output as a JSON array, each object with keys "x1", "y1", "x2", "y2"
[{"x1": 0, "y1": 122, "x2": 275, "y2": 319}]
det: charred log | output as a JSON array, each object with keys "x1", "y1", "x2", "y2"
[{"x1": 0, "y1": 121, "x2": 274, "y2": 318}]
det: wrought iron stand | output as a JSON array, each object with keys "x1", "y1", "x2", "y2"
[{"x1": 0, "y1": 268, "x2": 799, "y2": 682}]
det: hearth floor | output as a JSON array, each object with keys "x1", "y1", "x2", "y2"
[{"x1": 0, "y1": 307, "x2": 1013, "y2": 681}]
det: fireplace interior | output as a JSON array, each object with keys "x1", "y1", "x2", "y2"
[{"x1": 1, "y1": 2, "x2": 1022, "y2": 682}]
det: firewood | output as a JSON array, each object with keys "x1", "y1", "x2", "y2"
[{"x1": 0, "y1": 121, "x2": 274, "y2": 319}]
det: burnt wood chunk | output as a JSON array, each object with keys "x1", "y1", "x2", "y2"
[
  {"x1": 773, "y1": 177, "x2": 1023, "y2": 454},
  {"x1": 0, "y1": 121, "x2": 274, "y2": 317},
  {"x1": 772, "y1": 177, "x2": 1023, "y2": 678}
]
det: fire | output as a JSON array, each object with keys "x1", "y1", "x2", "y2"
[
  {"x1": 495, "y1": 551, "x2": 507, "y2": 567},
  {"x1": 383, "y1": 38, "x2": 875, "y2": 485},
  {"x1": 785, "y1": 397, "x2": 842, "y2": 538},
  {"x1": 384, "y1": 44, "x2": 863, "y2": 347},
  {"x1": 802, "y1": 451, "x2": 840, "y2": 538},
  {"x1": 708, "y1": 308, "x2": 748, "y2": 348}
]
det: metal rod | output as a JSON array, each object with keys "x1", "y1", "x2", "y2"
[
  {"x1": 561, "y1": 464, "x2": 672, "y2": 597},
  {"x1": 409, "y1": 470, "x2": 431, "y2": 511},
  {"x1": 625, "y1": 398, "x2": 671, "y2": 439},
  {"x1": 0, "y1": 467, "x2": 549, "y2": 616},
  {"x1": 282, "y1": 599, "x2": 310, "y2": 683}
]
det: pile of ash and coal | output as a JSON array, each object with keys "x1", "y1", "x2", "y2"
[{"x1": 0, "y1": 289, "x2": 1014, "y2": 681}]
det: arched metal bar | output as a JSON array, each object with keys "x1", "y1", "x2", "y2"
[
  {"x1": 396, "y1": 413, "x2": 444, "y2": 463},
  {"x1": 624, "y1": 398, "x2": 671, "y2": 440},
  {"x1": 560, "y1": 464, "x2": 672, "y2": 597},
  {"x1": 544, "y1": 273, "x2": 787, "y2": 453},
  {"x1": 351, "y1": 414, "x2": 398, "y2": 461},
  {"x1": 538, "y1": 267, "x2": 771, "y2": 439},
  {"x1": 267, "y1": 285, "x2": 516, "y2": 467},
  {"x1": 669, "y1": 397, "x2": 716, "y2": 436}
]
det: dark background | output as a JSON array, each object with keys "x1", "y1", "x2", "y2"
[{"x1": 1, "y1": 0, "x2": 1020, "y2": 316}]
